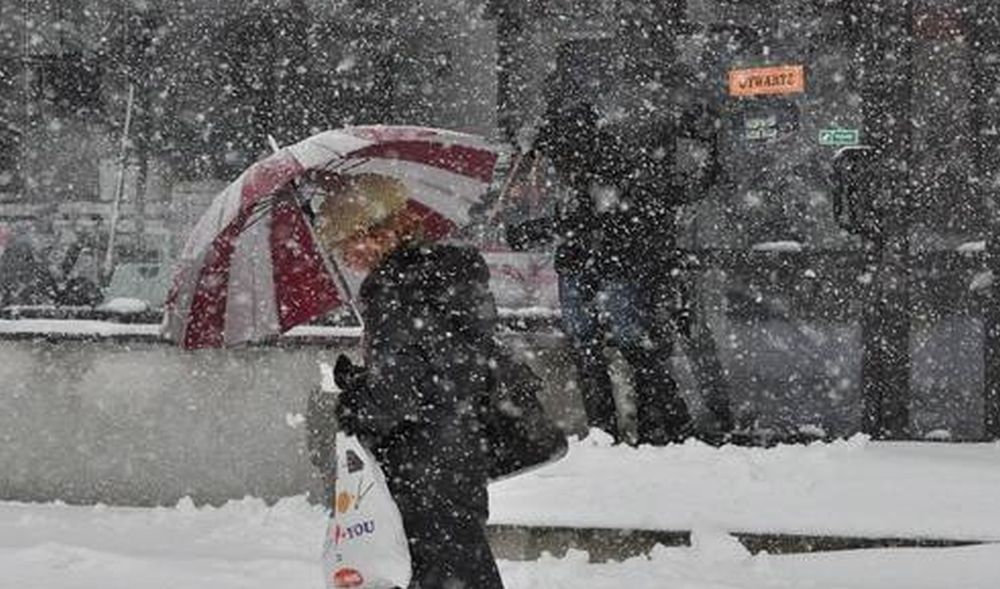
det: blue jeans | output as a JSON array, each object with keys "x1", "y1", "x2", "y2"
[
  {"x1": 559, "y1": 272, "x2": 690, "y2": 444},
  {"x1": 560, "y1": 274, "x2": 653, "y2": 349}
]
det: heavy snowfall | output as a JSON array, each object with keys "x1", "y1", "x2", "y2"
[{"x1": 3, "y1": 1, "x2": 1000, "y2": 588}]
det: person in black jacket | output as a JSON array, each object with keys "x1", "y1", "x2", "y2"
[
  {"x1": 325, "y1": 243, "x2": 505, "y2": 589},
  {"x1": 508, "y1": 100, "x2": 727, "y2": 445},
  {"x1": 307, "y1": 242, "x2": 566, "y2": 588},
  {"x1": 507, "y1": 102, "x2": 622, "y2": 441},
  {"x1": 0, "y1": 236, "x2": 59, "y2": 307}
]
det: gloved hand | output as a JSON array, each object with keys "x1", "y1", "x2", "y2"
[
  {"x1": 333, "y1": 354, "x2": 367, "y2": 435},
  {"x1": 334, "y1": 354, "x2": 365, "y2": 391}
]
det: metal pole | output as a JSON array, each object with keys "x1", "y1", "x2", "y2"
[
  {"x1": 103, "y1": 83, "x2": 136, "y2": 283},
  {"x1": 973, "y1": 0, "x2": 1000, "y2": 439},
  {"x1": 856, "y1": 2, "x2": 915, "y2": 439},
  {"x1": 494, "y1": 1, "x2": 526, "y2": 145},
  {"x1": 19, "y1": 0, "x2": 30, "y2": 203}
]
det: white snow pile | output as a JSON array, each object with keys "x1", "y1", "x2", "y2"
[
  {"x1": 98, "y1": 297, "x2": 150, "y2": 314},
  {"x1": 491, "y1": 432, "x2": 1000, "y2": 541},
  {"x1": 3, "y1": 435, "x2": 1000, "y2": 588},
  {"x1": 751, "y1": 240, "x2": 803, "y2": 252},
  {"x1": 0, "y1": 318, "x2": 363, "y2": 339},
  {"x1": 957, "y1": 240, "x2": 986, "y2": 253},
  {"x1": 3, "y1": 495, "x2": 1000, "y2": 589}
]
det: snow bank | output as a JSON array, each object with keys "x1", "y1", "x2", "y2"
[
  {"x1": 490, "y1": 434, "x2": 1000, "y2": 541},
  {"x1": 98, "y1": 298, "x2": 150, "y2": 314},
  {"x1": 0, "y1": 319, "x2": 363, "y2": 339},
  {"x1": 3, "y1": 494, "x2": 1000, "y2": 589},
  {"x1": 751, "y1": 240, "x2": 804, "y2": 252}
]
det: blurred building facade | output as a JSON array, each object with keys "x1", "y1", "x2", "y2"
[
  {"x1": 0, "y1": 0, "x2": 498, "y2": 267},
  {"x1": 0, "y1": 0, "x2": 997, "y2": 286},
  {"x1": 489, "y1": 0, "x2": 997, "y2": 249}
]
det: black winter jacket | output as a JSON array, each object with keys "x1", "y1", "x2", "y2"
[
  {"x1": 508, "y1": 115, "x2": 720, "y2": 282},
  {"x1": 334, "y1": 243, "x2": 503, "y2": 588},
  {"x1": 336, "y1": 241, "x2": 565, "y2": 491},
  {"x1": 323, "y1": 243, "x2": 568, "y2": 587},
  {"x1": 336, "y1": 244, "x2": 496, "y2": 512}
]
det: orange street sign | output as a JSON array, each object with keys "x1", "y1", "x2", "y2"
[{"x1": 729, "y1": 65, "x2": 805, "y2": 97}]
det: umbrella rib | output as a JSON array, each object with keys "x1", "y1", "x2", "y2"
[
  {"x1": 326, "y1": 157, "x2": 370, "y2": 175},
  {"x1": 300, "y1": 141, "x2": 348, "y2": 163},
  {"x1": 243, "y1": 206, "x2": 271, "y2": 233},
  {"x1": 243, "y1": 196, "x2": 281, "y2": 232}
]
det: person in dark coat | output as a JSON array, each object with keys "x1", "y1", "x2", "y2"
[
  {"x1": 508, "y1": 100, "x2": 728, "y2": 444},
  {"x1": 0, "y1": 236, "x2": 59, "y2": 307},
  {"x1": 55, "y1": 246, "x2": 103, "y2": 307},
  {"x1": 506, "y1": 102, "x2": 622, "y2": 440},
  {"x1": 331, "y1": 243, "x2": 506, "y2": 589}
]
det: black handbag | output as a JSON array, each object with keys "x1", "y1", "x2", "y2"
[{"x1": 482, "y1": 344, "x2": 568, "y2": 481}]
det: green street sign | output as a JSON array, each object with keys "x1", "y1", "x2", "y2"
[{"x1": 819, "y1": 129, "x2": 861, "y2": 146}]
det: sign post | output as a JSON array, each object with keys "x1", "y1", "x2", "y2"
[
  {"x1": 103, "y1": 83, "x2": 136, "y2": 285},
  {"x1": 855, "y1": 2, "x2": 915, "y2": 440}
]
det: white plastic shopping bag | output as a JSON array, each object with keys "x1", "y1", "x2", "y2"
[{"x1": 322, "y1": 430, "x2": 412, "y2": 589}]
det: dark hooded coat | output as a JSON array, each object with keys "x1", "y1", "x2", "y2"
[{"x1": 332, "y1": 243, "x2": 565, "y2": 589}]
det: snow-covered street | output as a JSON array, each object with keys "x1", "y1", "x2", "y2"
[{"x1": 4, "y1": 435, "x2": 1000, "y2": 589}]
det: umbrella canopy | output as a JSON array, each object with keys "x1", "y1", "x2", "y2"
[{"x1": 162, "y1": 126, "x2": 498, "y2": 349}]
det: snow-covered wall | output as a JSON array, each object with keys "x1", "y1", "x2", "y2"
[
  {"x1": 0, "y1": 332, "x2": 581, "y2": 506},
  {"x1": 0, "y1": 312, "x2": 987, "y2": 506},
  {"x1": 0, "y1": 339, "x2": 333, "y2": 505}
]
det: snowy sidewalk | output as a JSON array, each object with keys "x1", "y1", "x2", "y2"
[
  {"x1": 3, "y1": 495, "x2": 1000, "y2": 589},
  {"x1": 4, "y1": 437, "x2": 1000, "y2": 587},
  {"x1": 490, "y1": 434, "x2": 1000, "y2": 542}
]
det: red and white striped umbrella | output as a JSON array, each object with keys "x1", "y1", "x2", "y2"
[{"x1": 162, "y1": 126, "x2": 498, "y2": 349}]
